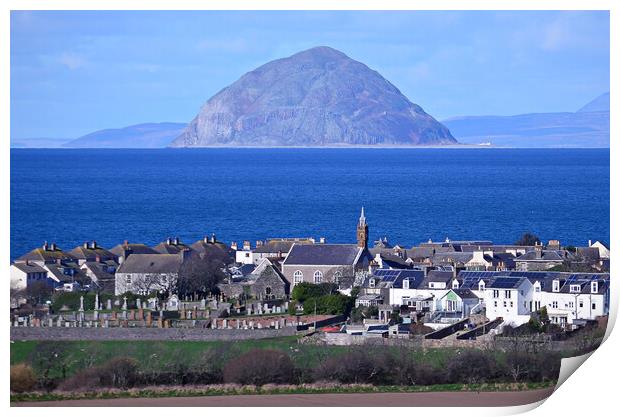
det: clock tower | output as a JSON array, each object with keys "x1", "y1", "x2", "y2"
[{"x1": 356, "y1": 207, "x2": 369, "y2": 249}]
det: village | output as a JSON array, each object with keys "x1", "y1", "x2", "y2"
[{"x1": 10, "y1": 209, "x2": 610, "y2": 344}]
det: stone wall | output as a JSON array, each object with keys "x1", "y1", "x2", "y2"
[{"x1": 10, "y1": 326, "x2": 296, "y2": 342}]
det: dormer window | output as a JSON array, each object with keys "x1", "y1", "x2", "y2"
[
  {"x1": 552, "y1": 280, "x2": 560, "y2": 292},
  {"x1": 591, "y1": 281, "x2": 598, "y2": 294},
  {"x1": 369, "y1": 278, "x2": 375, "y2": 288},
  {"x1": 534, "y1": 283, "x2": 541, "y2": 293},
  {"x1": 403, "y1": 279, "x2": 409, "y2": 289},
  {"x1": 570, "y1": 285, "x2": 581, "y2": 293},
  {"x1": 478, "y1": 281, "x2": 485, "y2": 292},
  {"x1": 452, "y1": 280, "x2": 459, "y2": 289}
]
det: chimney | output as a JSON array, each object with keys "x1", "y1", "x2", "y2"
[
  {"x1": 83, "y1": 242, "x2": 89, "y2": 249},
  {"x1": 51, "y1": 243, "x2": 57, "y2": 251},
  {"x1": 243, "y1": 241, "x2": 251, "y2": 250},
  {"x1": 91, "y1": 240, "x2": 97, "y2": 249},
  {"x1": 535, "y1": 246, "x2": 542, "y2": 259},
  {"x1": 43, "y1": 241, "x2": 49, "y2": 251},
  {"x1": 211, "y1": 233, "x2": 216, "y2": 244},
  {"x1": 166, "y1": 237, "x2": 172, "y2": 245},
  {"x1": 119, "y1": 247, "x2": 130, "y2": 265},
  {"x1": 180, "y1": 248, "x2": 191, "y2": 262},
  {"x1": 95, "y1": 255, "x2": 101, "y2": 263},
  {"x1": 231, "y1": 242, "x2": 238, "y2": 251},
  {"x1": 256, "y1": 240, "x2": 263, "y2": 247},
  {"x1": 56, "y1": 258, "x2": 62, "y2": 265},
  {"x1": 588, "y1": 239, "x2": 592, "y2": 247},
  {"x1": 204, "y1": 236, "x2": 209, "y2": 244},
  {"x1": 174, "y1": 237, "x2": 180, "y2": 245},
  {"x1": 319, "y1": 237, "x2": 326, "y2": 244}
]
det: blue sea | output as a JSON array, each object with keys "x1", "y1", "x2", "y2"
[{"x1": 10, "y1": 148, "x2": 610, "y2": 261}]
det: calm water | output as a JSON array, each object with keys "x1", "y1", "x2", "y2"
[{"x1": 10, "y1": 148, "x2": 610, "y2": 261}]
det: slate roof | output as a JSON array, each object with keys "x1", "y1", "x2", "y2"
[
  {"x1": 17, "y1": 245, "x2": 75, "y2": 263},
  {"x1": 431, "y1": 252, "x2": 473, "y2": 265},
  {"x1": 12, "y1": 262, "x2": 47, "y2": 274},
  {"x1": 246, "y1": 264, "x2": 289, "y2": 285},
  {"x1": 284, "y1": 244, "x2": 364, "y2": 266},
  {"x1": 253, "y1": 240, "x2": 299, "y2": 254},
  {"x1": 419, "y1": 270, "x2": 454, "y2": 288},
  {"x1": 43, "y1": 262, "x2": 87, "y2": 283},
  {"x1": 153, "y1": 240, "x2": 192, "y2": 255},
  {"x1": 68, "y1": 244, "x2": 117, "y2": 262},
  {"x1": 190, "y1": 238, "x2": 232, "y2": 262},
  {"x1": 116, "y1": 254, "x2": 183, "y2": 274},
  {"x1": 109, "y1": 243, "x2": 159, "y2": 257},
  {"x1": 451, "y1": 288, "x2": 479, "y2": 300},
  {"x1": 514, "y1": 250, "x2": 565, "y2": 262}
]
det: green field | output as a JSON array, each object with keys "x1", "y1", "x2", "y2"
[{"x1": 11, "y1": 337, "x2": 461, "y2": 379}]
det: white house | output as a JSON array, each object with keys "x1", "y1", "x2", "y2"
[
  {"x1": 589, "y1": 240, "x2": 610, "y2": 260},
  {"x1": 10, "y1": 262, "x2": 48, "y2": 290},
  {"x1": 483, "y1": 276, "x2": 535, "y2": 326},
  {"x1": 538, "y1": 277, "x2": 609, "y2": 327}
]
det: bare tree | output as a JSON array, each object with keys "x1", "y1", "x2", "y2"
[{"x1": 177, "y1": 256, "x2": 227, "y2": 298}]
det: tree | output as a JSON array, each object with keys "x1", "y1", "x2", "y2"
[
  {"x1": 515, "y1": 232, "x2": 541, "y2": 246},
  {"x1": 290, "y1": 282, "x2": 337, "y2": 303},
  {"x1": 177, "y1": 256, "x2": 227, "y2": 298},
  {"x1": 223, "y1": 349, "x2": 294, "y2": 385}
]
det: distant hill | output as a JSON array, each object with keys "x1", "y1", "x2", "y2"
[
  {"x1": 10, "y1": 137, "x2": 71, "y2": 148},
  {"x1": 172, "y1": 46, "x2": 456, "y2": 147},
  {"x1": 577, "y1": 92, "x2": 610, "y2": 113},
  {"x1": 62, "y1": 122, "x2": 187, "y2": 148},
  {"x1": 443, "y1": 93, "x2": 610, "y2": 148}
]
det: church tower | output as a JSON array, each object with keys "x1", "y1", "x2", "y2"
[{"x1": 356, "y1": 207, "x2": 369, "y2": 249}]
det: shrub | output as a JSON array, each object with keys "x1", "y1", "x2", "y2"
[
  {"x1": 10, "y1": 364, "x2": 37, "y2": 393},
  {"x1": 98, "y1": 357, "x2": 139, "y2": 388},
  {"x1": 57, "y1": 368, "x2": 101, "y2": 391},
  {"x1": 223, "y1": 349, "x2": 294, "y2": 386},
  {"x1": 447, "y1": 350, "x2": 498, "y2": 384},
  {"x1": 315, "y1": 348, "x2": 388, "y2": 384}
]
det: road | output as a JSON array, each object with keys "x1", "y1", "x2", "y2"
[{"x1": 12, "y1": 388, "x2": 554, "y2": 407}]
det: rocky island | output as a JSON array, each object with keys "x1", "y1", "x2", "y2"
[{"x1": 171, "y1": 46, "x2": 456, "y2": 147}]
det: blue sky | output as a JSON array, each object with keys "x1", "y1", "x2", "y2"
[{"x1": 10, "y1": 10, "x2": 609, "y2": 139}]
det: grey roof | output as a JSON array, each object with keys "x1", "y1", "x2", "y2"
[
  {"x1": 253, "y1": 240, "x2": 298, "y2": 254},
  {"x1": 17, "y1": 245, "x2": 75, "y2": 263},
  {"x1": 246, "y1": 264, "x2": 289, "y2": 285},
  {"x1": 451, "y1": 288, "x2": 479, "y2": 300},
  {"x1": 368, "y1": 269, "x2": 425, "y2": 289},
  {"x1": 109, "y1": 243, "x2": 159, "y2": 256},
  {"x1": 190, "y1": 239, "x2": 232, "y2": 262},
  {"x1": 12, "y1": 262, "x2": 47, "y2": 274},
  {"x1": 406, "y1": 247, "x2": 436, "y2": 260},
  {"x1": 284, "y1": 244, "x2": 364, "y2": 266},
  {"x1": 575, "y1": 247, "x2": 600, "y2": 261},
  {"x1": 153, "y1": 241, "x2": 192, "y2": 255},
  {"x1": 515, "y1": 250, "x2": 565, "y2": 262},
  {"x1": 431, "y1": 252, "x2": 473, "y2": 265},
  {"x1": 117, "y1": 254, "x2": 183, "y2": 274},
  {"x1": 44, "y1": 262, "x2": 88, "y2": 283},
  {"x1": 419, "y1": 270, "x2": 454, "y2": 288},
  {"x1": 68, "y1": 244, "x2": 117, "y2": 262}
]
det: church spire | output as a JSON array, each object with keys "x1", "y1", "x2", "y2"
[{"x1": 357, "y1": 207, "x2": 368, "y2": 248}]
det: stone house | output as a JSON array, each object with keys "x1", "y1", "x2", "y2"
[{"x1": 219, "y1": 259, "x2": 290, "y2": 300}]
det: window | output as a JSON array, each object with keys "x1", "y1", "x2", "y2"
[
  {"x1": 369, "y1": 278, "x2": 376, "y2": 288},
  {"x1": 503, "y1": 301, "x2": 507, "y2": 307},
  {"x1": 568, "y1": 301, "x2": 574, "y2": 309},
  {"x1": 245, "y1": 253, "x2": 250, "y2": 258},
  {"x1": 293, "y1": 270, "x2": 303, "y2": 284},
  {"x1": 505, "y1": 290, "x2": 511, "y2": 299},
  {"x1": 478, "y1": 282, "x2": 485, "y2": 291},
  {"x1": 125, "y1": 274, "x2": 132, "y2": 285},
  {"x1": 492, "y1": 290, "x2": 499, "y2": 298},
  {"x1": 535, "y1": 285, "x2": 541, "y2": 293},
  {"x1": 552, "y1": 280, "x2": 560, "y2": 292},
  {"x1": 452, "y1": 280, "x2": 459, "y2": 289},
  {"x1": 510, "y1": 301, "x2": 514, "y2": 308},
  {"x1": 579, "y1": 300, "x2": 584, "y2": 308},
  {"x1": 570, "y1": 285, "x2": 580, "y2": 293},
  {"x1": 313, "y1": 270, "x2": 323, "y2": 284},
  {"x1": 552, "y1": 301, "x2": 558, "y2": 309},
  {"x1": 334, "y1": 271, "x2": 342, "y2": 284},
  {"x1": 402, "y1": 279, "x2": 409, "y2": 289},
  {"x1": 494, "y1": 301, "x2": 498, "y2": 307},
  {"x1": 592, "y1": 303, "x2": 597, "y2": 310},
  {"x1": 591, "y1": 282, "x2": 598, "y2": 293}
]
